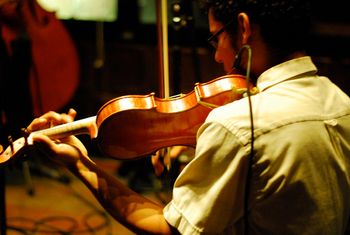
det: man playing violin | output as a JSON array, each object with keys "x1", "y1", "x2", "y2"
[{"x1": 26, "y1": 0, "x2": 350, "y2": 234}]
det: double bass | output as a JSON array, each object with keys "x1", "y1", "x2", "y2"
[{"x1": 1, "y1": 0, "x2": 79, "y2": 117}]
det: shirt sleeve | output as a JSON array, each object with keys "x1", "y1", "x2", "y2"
[{"x1": 163, "y1": 121, "x2": 251, "y2": 234}]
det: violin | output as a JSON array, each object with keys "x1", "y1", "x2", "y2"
[{"x1": 0, "y1": 74, "x2": 250, "y2": 166}]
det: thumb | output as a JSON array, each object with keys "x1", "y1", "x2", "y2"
[{"x1": 30, "y1": 133, "x2": 81, "y2": 167}]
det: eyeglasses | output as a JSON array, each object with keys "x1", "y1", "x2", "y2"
[{"x1": 207, "y1": 19, "x2": 234, "y2": 49}]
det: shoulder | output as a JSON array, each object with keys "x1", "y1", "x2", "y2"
[{"x1": 199, "y1": 98, "x2": 253, "y2": 146}]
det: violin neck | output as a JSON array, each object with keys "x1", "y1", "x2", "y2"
[{"x1": 35, "y1": 116, "x2": 97, "y2": 139}]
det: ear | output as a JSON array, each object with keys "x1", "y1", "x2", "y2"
[{"x1": 237, "y1": 12, "x2": 251, "y2": 44}]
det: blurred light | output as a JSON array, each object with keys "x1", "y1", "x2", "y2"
[
  {"x1": 37, "y1": 0, "x2": 118, "y2": 22},
  {"x1": 138, "y1": 0, "x2": 156, "y2": 24}
]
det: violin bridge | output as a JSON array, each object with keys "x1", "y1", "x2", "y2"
[{"x1": 194, "y1": 85, "x2": 219, "y2": 109}]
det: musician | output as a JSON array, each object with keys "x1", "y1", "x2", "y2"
[{"x1": 26, "y1": 0, "x2": 350, "y2": 234}]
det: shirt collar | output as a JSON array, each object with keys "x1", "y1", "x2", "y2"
[{"x1": 257, "y1": 56, "x2": 318, "y2": 92}]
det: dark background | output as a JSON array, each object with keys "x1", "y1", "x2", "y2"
[{"x1": 60, "y1": 0, "x2": 350, "y2": 119}]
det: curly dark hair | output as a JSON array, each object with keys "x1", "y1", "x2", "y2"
[{"x1": 198, "y1": 0, "x2": 311, "y2": 53}]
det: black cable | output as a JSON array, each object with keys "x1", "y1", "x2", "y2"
[
  {"x1": 6, "y1": 216, "x2": 34, "y2": 235},
  {"x1": 82, "y1": 210, "x2": 111, "y2": 235},
  {"x1": 32, "y1": 215, "x2": 78, "y2": 234},
  {"x1": 7, "y1": 209, "x2": 110, "y2": 235},
  {"x1": 6, "y1": 179, "x2": 112, "y2": 235},
  {"x1": 234, "y1": 44, "x2": 255, "y2": 235}
]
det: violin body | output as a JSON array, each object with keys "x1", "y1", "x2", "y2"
[
  {"x1": 95, "y1": 74, "x2": 248, "y2": 160},
  {"x1": 0, "y1": 74, "x2": 249, "y2": 165}
]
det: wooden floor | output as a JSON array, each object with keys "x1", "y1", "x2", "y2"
[{"x1": 2, "y1": 157, "x2": 173, "y2": 235}]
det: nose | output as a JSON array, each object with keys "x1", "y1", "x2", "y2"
[{"x1": 214, "y1": 50, "x2": 223, "y2": 64}]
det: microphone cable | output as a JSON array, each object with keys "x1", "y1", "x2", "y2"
[{"x1": 233, "y1": 44, "x2": 254, "y2": 235}]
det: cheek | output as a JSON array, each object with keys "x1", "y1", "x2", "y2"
[
  {"x1": 214, "y1": 34, "x2": 238, "y2": 73},
  {"x1": 220, "y1": 46, "x2": 236, "y2": 72},
  {"x1": 223, "y1": 37, "x2": 236, "y2": 58}
]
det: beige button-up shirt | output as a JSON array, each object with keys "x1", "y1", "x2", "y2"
[{"x1": 164, "y1": 57, "x2": 350, "y2": 235}]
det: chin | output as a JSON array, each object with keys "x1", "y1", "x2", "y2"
[{"x1": 224, "y1": 67, "x2": 232, "y2": 74}]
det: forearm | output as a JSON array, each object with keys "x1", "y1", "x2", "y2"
[{"x1": 68, "y1": 154, "x2": 176, "y2": 235}]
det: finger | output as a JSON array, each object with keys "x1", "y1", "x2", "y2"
[
  {"x1": 151, "y1": 152, "x2": 160, "y2": 165},
  {"x1": 31, "y1": 134, "x2": 81, "y2": 167},
  {"x1": 169, "y1": 146, "x2": 187, "y2": 159},
  {"x1": 28, "y1": 109, "x2": 77, "y2": 132},
  {"x1": 163, "y1": 151, "x2": 171, "y2": 167},
  {"x1": 153, "y1": 159, "x2": 165, "y2": 177},
  {"x1": 54, "y1": 108, "x2": 78, "y2": 125},
  {"x1": 67, "y1": 108, "x2": 77, "y2": 120},
  {"x1": 31, "y1": 111, "x2": 65, "y2": 129},
  {"x1": 27, "y1": 117, "x2": 50, "y2": 132},
  {"x1": 51, "y1": 110, "x2": 75, "y2": 125},
  {"x1": 151, "y1": 153, "x2": 165, "y2": 176}
]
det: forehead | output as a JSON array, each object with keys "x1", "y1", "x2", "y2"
[{"x1": 208, "y1": 9, "x2": 224, "y2": 33}]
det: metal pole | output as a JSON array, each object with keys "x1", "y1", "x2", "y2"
[{"x1": 0, "y1": 168, "x2": 6, "y2": 235}]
